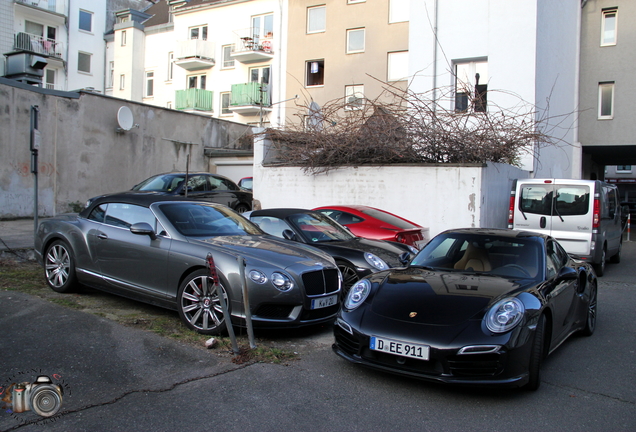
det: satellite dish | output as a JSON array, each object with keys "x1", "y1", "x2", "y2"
[
  {"x1": 307, "y1": 101, "x2": 323, "y2": 131},
  {"x1": 117, "y1": 106, "x2": 134, "y2": 131}
]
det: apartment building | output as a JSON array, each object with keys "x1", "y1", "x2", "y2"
[
  {"x1": 1, "y1": 0, "x2": 147, "y2": 91},
  {"x1": 579, "y1": 0, "x2": 636, "y2": 183},
  {"x1": 284, "y1": 0, "x2": 410, "y2": 127},
  {"x1": 107, "y1": 0, "x2": 285, "y2": 127}
]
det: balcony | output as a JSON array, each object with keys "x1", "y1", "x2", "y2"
[
  {"x1": 175, "y1": 88, "x2": 213, "y2": 113},
  {"x1": 231, "y1": 28, "x2": 274, "y2": 64},
  {"x1": 229, "y1": 82, "x2": 271, "y2": 116},
  {"x1": 14, "y1": 32, "x2": 63, "y2": 59},
  {"x1": 174, "y1": 39, "x2": 215, "y2": 71},
  {"x1": 15, "y1": 0, "x2": 68, "y2": 15}
]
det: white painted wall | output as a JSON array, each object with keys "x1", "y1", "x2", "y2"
[
  {"x1": 253, "y1": 135, "x2": 528, "y2": 239},
  {"x1": 67, "y1": 0, "x2": 107, "y2": 91}
]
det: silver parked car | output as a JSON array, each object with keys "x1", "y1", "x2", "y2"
[{"x1": 35, "y1": 192, "x2": 341, "y2": 335}]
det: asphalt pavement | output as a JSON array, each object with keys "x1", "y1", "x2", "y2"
[{"x1": 1, "y1": 218, "x2": 635, "y2": 431}]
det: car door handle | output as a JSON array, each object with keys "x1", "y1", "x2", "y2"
[
  {"x1": 540, "y1": 217, "x2": 546, "y2": 229},
  {"x1": 98, "y1": 233, "x2": 108, "y2": 240}
]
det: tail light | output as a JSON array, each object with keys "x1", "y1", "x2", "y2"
[
  {"x1": 593, "y1": 198, "x2": 600, "y2": 229},
  {"x1": 508, "y1": 194, "x2": 515, "y2": 228},
  {"x1": 396, "y1": 233, "x2": 406, "y2": 244}
]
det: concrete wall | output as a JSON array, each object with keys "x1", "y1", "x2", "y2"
[
  {"x1": 253, "y1": 135, "x2": 528, "y2": 239},
  {"x1": 0, "y1": 78, "x2": 253, "y2": 218}
]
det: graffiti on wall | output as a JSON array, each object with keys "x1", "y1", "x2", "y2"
[{"x1": 12, "y1": 162, "x2": 56, "y2": 177}]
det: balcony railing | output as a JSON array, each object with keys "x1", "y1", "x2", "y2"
[
  {"x1": 229, "y1": 82, "x2": 271, "y2": 115},
  {"x1": 175, "y1": 88, "x2": 213, "y2": 112},
  {"x1": 231, "y1": 27, "x2": 274, "y2": 63},
  {"x1": 14, "y1": 32, "x2": 63, "y2": 59},
  {"x1": 15, "y1": 0, "x2": 67, "y2": 15},
  {"x1": 174, "y1": 39, "x2": 215, "y2": 70}
]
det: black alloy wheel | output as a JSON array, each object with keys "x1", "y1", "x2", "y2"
[
  {"x1": 594, "y1": 247, "x2": 606, "y2": 277},
  {"x1": 234, "y1": 203, "x2": 251, "y2": 214},
  {"x1": 337, "y1": 261, "x2": 359, "y2": 296},
  {"x1": 581, "y1": 281, "x2": 597, "y2": 336},
  {"x1": 526, "y1": 314, "x2": 546, "y2": 391},
  {"x1": 177, "y1": 269, "x2": 230, "y2": 335},
  {"x1": 44, "y1": 240, "x2": 78, "y2": 293}
]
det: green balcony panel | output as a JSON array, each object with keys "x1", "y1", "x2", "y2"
[
  {"x1": 175, "y1": 89, "x2": 213, "y2": 111},
  {"x1": 230, "y1": 82, "x2": 271, "y2": 106}
]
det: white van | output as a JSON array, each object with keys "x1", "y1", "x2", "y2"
[{"x1": 508, "y1": 178, "x2": 623, "y2": 276}]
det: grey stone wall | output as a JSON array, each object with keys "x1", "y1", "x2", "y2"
[{"x1": 0, "y1": 78, "x2": 253, "y2": 218}]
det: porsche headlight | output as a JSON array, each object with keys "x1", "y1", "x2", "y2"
[
  {"x1": 364, "y1": 253, "x2": 389, "y2": 271},
  {"x1": 407, "y1": 245, "x2": 419, "y2": 254},
  {"x1": 344, "y1": 279, "x2": 371, "y2": 310},
  {"x1": 485, "y1": 297, "x2": 525, "y2": 333},
  {"x1": 271, "y1": 272, "x2": 293, "y2": 291}
]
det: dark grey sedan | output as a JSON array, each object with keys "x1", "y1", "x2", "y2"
[{"x1": 35, "y1": 192, "x2": 341, "y2": 335}]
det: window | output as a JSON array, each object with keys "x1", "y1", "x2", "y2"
[
  {"x1": 601, "y1": 9, "x2": 617, "y2": 46},
  {"x1": 348, "y1": 0, "x2": 365, "y2": 3},
  {"x1": 121, "y1": 30, "x2": 126, "y2": 46},
  {"x1": 617, "y1": 165, "x2": 632, "y2": 173},
  {"x1": 454, "y1": 60, "x2": 488, "y2": 113},
  {"x1": 347, "y1": 28, "x2": 365, "y2": 53},
  {"x1": 167, "y1": 52, "x2": 173, "y2": 80},
  {"x1": 221, "y1": 92, "x2": 232, "y2": 115},
  {"x1": 250, "y1": 66, "x2": 270, "y2": 85},
  {"x1": 345, "y1": 85, "x2": 364, "y2": 110},
  {"x1": 188, "y1": 74, "x2": 207, "y2": 89},
  {"x1": 78, "y1": 52, "x2": 91, "y2": 73},
  {"x1": 222, "y1": 45, "x2": 235, "y2": 68},
  {"x1": 307, "y1": 6, "x2": 326, "y2": 34},
  {"x1": 252, "y1": 14, "x2": 274, "y2": 40},
  {"x1": 25, "y1": 21, "x2": 44, "y2": 36},
  {"x1": 598, "y1": 82, "x2": 614, "y2": 119},
  {"x1": 108, "y1": 61, "x2": 114, "y2": 88},
  {"x1": 189, "y1": 25, "x2": 208, "y2": 40},
  {"x1": 120, "y1": 74, "x2": 125, "y2": 90},
  {"x1": 167, "y1": 101, "x2": 172, "y2": 109},
  {"x1": 388, "y1": 51, "x2": 409, "y2": 81},
  {"x1": 145, "y1": 71, "x2": 154, "y2": 97},
  {"x1": 79, "y1": 10, "x2": 92, "y2": 32},
  {"x1": 45, "y1": 69, "x2": 56, "y2": 90},
  {"x1": 389, "y1": 0, "x2": 409, "y2": 23},
  {"x1": 306, "y1": 60, "x2": 324, "y2": 86}
]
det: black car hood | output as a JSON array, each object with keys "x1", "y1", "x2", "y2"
[
  {"x1": 368, "y1": 268, "x2": 526, "y2": 326},
  {"x1": 189, "y1": 235, "x2": 335, "y2": 268},
  {"x1": 313, "y1": 237, "x2": 409, "y2": 266}
]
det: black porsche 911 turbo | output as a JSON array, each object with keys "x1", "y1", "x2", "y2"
[
  {"x1": 333, "y1": 228, "x2": 597, "y2": 390},
  {"x1": 245, "y1": 209, "x2": 417, "y2": 293}
]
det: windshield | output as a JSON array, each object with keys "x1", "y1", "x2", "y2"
[
  {"x1": 410, "y1": 232, "x2": 542, "y2": 279},
  {"x1": 159, "y1": 202, "x2": 262, "y2": 237},
  {"x1": 289, "y1": 212, "x2": 355, "y2": 243},
  {"x1": 133, "y1": 175, "x2": 184, "y2": 192}
]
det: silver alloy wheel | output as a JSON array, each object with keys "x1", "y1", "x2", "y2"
[
  {"x1": 45, "y1": 243, "x2": 71, "y2": 289},
  {"x1": 179, "y1": 272, "x2": 229, "y2": 334}
]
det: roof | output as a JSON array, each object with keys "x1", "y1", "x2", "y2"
[
  {"x1": 79, "y1": 191, "x2": 222, "y2": 217},
  {"x1": 249, "y1": 209, "x2": 316, "y2": 219}
]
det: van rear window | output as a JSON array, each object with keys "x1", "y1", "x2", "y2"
[{"x1": 519, "y1": 185, "x2": 590, "y2": 216}]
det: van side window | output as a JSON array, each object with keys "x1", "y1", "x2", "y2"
[
  {"x1": 605, "y1": 187, "x2": 617, "y2": 218},
  {"x1": 519, "y1": 186, "x2": 552, "y2": 215}
]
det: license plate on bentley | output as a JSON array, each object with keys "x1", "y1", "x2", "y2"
[
  {"x1": 370, "y1": 336, "x2": 430, "y2": 360},
  {"x1": 311, "y1": 294, "x2": 338, "y2": 310}
]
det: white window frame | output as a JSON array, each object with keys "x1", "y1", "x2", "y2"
[
  {"x1": 252, "y1": 14, "x2": 274, "y2": 40},
  {"x1": 189, "y1": 25, "x2": 208, "y2": 40},
  {"x1": 387, "y1": 51, "x2": 409, "y2": 81},
  {"x1": 598, "y1": 82, "x2": 615, "y2": 120},
  {"x1": 345, "y1": 85, "x2": 365, "y2": 111},
  {"x1": 306, "y1": 60, "x2": 324, "y2": 87},
  {"x1": 188, "y1": 74, "x2": 207, "y2": 89},
  {"x1": 220, "y1": 92, "x2": 232, "y2": 116},
  {"x1": 108, "y1": 61, "x2": 114, "y2": 88},
  {"x1": 616, "y1": 165, "x2": 632, "y2": 173},
  {"x1": 120, "y1": 74, "x2": 125, "y2": 90},
  {"x1": 167, "y1": 52, "x2": 173, "y2": 81},
  {"x1": 601, "y1": 8, "x2": 617, "y2": 46},
  {"x1": 145, "y1": 71, "x2": 154, "y2": 97},
  {"x1": 77, "y1": 51, "x2": 91, "y2": 74},
  {"x1": 307, "y1": 5, "x2": 326, "y2": 34},
  {"x1": 346, "y1": 28, "x2": 365, "y2": 54},
  {"x1": 121, "y1": 30, "x2": 127, "y2": 46},
  {"x1": 222, "y1": 45, "x2": 235, "y2": 69},
  {"x1": 389, "y1": 0, "x2": 409, "y2": 23},
  {"x1": 45, "y1": 68, "x2": 56, "y2": 90},
  {"x1": 453, "y1": 60, "x2": 488, "y2": 113},
  {"x1": 348, "y1": 0, "x2": 365, "y2": 3},
  {"x1": 79, "y1": 9, "x2": 93, "y2": 33}
]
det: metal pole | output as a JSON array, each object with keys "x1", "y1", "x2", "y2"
[
  {"x1": 30, "y1": 106, "x2": 39, "y2": 242},
  {"x1": 238, "y1": 257, "x2": 256, "y2": 349},
  {"x1": 206, "y1": 253, "x2": 239, "y2": 354}
]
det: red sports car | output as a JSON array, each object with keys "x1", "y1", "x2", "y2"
[{"x1": 314, "y1": 205, "x2": 428, "y2": 249}]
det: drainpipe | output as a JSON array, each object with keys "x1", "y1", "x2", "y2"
[{"x1": 431, "y1": 0, "x2": 439, "y2": 112}]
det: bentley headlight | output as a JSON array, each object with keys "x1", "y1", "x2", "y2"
[
  {"x1": 271, "y1": 272, "x2": 293, "y2": 291},
  {"x1": 485, "y1": 297, "x2": 525, "y2": 333},
  {"x1": 364, "y1": 253, "x2": 389, "y2": 271},
  {"x1": 249, "y1": 270, "x2": 267, "y2": 284},
  {"x1": 344, "y1": 279, "x2": 371, "y2": 310}
]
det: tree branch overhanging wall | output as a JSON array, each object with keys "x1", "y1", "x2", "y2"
[{"x1": 262, "y1": 83, "x2": 572, "y2": 174}]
